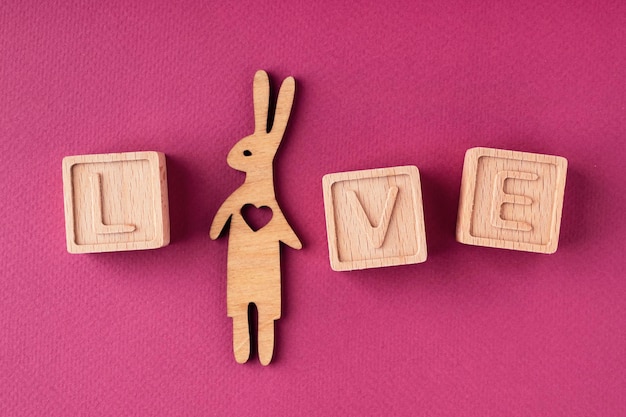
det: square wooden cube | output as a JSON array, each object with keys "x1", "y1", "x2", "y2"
[
  {"x1": 322, "y1": 166, "x2": 427, "y2": 271},
  {"x1": 62, "y1": 151, "x2": 170, "y2": 254},
  {"x1": 457, "y1": 147, "x2": 567, "y2": 254}
]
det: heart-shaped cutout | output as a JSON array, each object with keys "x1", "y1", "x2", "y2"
[{"x1": 241, "y1": 204, "x2": 273, "y2": 232}]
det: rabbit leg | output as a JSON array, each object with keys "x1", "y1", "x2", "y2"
[
  {"x1": 257, "y1": 312, "x2": 276, "y2": 366},
  {"x1": 232, "y1": 310, "x2": 251, "y2": 364}
]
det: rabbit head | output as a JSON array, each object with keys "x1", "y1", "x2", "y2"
[{"x1": 227, "y1": 70, "x2": 295, "y2": 172}]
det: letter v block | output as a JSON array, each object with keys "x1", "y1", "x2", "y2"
[
  {"x1": 322, "y1": 166, "x2": 427, "y2": 271},
  {"x1": 62, "y1": 152, "x2": 170, "y2": 253},
  {"x1": 457, "y1": 147, "x2": 567, "y2": 253}
]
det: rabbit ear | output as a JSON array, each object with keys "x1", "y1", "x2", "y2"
[
  {"x1": 253, "y1": 70, "x2": 270, "y2": 134},
  {"x1": 269, "y1": 76, "x2": 295, "y2": 139}
]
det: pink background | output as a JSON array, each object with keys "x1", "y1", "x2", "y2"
[{"x1": 1, "y1": 1, "x2": 625, "y2": 416}]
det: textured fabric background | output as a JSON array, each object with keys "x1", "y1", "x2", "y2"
[{"x1": 1, "y1": 1, "x2": 625, "y2": 416}]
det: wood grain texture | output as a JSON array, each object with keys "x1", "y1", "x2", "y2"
[
  {"x1": 210, "y1": 70, "x2": 302, "y2": 366},
  {"x1": 62, "y1": 151, "x2": 170, "y2": 253},
  {"x1": 456, "y1": 147, "x2": 568, "y2": 253},
  {"x1": 322, "y1": 166, "x2": 427, "y2": 271}
]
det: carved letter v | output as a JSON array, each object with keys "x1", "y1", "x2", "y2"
[{"x1": 346, "y1": 186, "x2": 399, "y2": 249}]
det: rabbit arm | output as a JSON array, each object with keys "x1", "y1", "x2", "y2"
[
  {"x1": 274, "y1": 210, "x2": 302, "y2": 249},
  {"x1": 209, "y1": 198, "x2": 235, "y2": 240},
  {"x1": 280, "y1": 226, "x2": 302, "y2": 250}
]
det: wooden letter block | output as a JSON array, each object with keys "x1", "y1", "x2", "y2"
[
  {"x1": 323, "y1": 166, "x2": 427, "y2": 271},
  {"x1": 457, "y1": 147, "x2": 567, "y2": 254},
  {"x1": 62, "y1": 151, "x2": 170, "y2": 254}
]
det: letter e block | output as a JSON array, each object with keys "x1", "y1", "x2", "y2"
[
  {"x1": 457, "y1": 147, "x2": 567, "y2": 253},
  {"x1": 62, "y1": 152, "x2": 170, "y2": 253},
  {"x1": 322, "y1": 166, "x2": 427, "y2": 271}
]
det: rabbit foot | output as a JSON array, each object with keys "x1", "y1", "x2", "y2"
[
  {"x1": 232, "y1": 314, "x2": 251, "y2": 364},
  {"x1": 257, "y1": 318, "x2": 275, "y2": 366}
]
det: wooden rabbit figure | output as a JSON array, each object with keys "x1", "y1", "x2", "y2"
[{"x1": 210, "y1": 70, "x2": 302, "y2": 365}]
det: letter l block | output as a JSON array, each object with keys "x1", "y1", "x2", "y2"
[{"x1": 62, "y1": 151, "x2": 170, "y2": 254}]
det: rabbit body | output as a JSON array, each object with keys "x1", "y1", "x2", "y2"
[{"x1": 219, "y1": 186, "x2": 300, "y2": 320}]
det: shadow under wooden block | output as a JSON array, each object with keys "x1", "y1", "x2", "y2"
[
  {"x1": 62, "y1": 151, "x2": 170, "y2": 254},
  {"x1": 457, "y1": 147, "x2": 567, "y2": 254},
  {"x1": 322, "y1": 166, "x2": 427, "y2": 271}
]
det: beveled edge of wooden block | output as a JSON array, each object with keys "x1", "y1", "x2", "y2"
[
  {"x1": 456, "y1": 147, "x2": 568, "y2": 254},
  {"x1": 62, "y1": 151, "x2": 170, "y2": 254},
  {"x1": 322, "y1": 165, "x2": 427, "y2": 271}
]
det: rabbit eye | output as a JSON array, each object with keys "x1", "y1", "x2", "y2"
[{"x1": 243, "y1": 150, "x2": 252, "y2": 156}]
